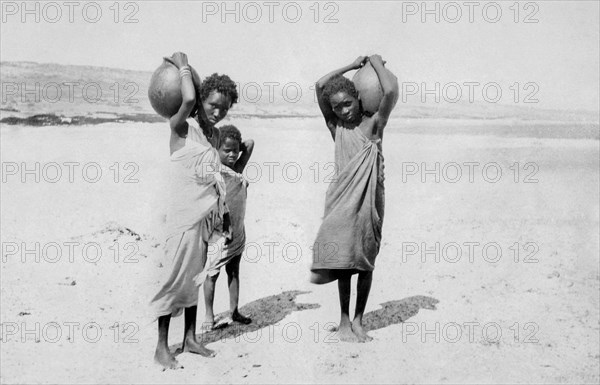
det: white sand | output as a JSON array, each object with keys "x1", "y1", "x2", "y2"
[{"x1": 1, "y1": 118, "x2": 598, "y2": 384}]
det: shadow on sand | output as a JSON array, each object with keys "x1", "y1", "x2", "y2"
[
  {"x1": 363, "y1": 295, "x2": 439, "y2": 332},
  {"x1": 170, "y1": 293, "x2": 438, "y2": 351},
  {"x1": 171, "y1": 290, "x2": 319, "y2": 349}
]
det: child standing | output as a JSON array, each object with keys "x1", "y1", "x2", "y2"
[
  {"x1": 150, "y1": 52, "x2": 239, "y2": 370},
  {"x1": 203, "y1": 125, "x2": 255, "y2": 329},
  {"x1": 310, "y1": 55, "x2": 398, "y2": 343}
]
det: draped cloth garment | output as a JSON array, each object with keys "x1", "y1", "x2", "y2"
[{"x1": 310, "y1": 126, "x2": 385, "y2": 284}]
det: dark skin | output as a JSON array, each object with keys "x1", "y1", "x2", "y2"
[
  {"x1": 166, "y1": 53, "x2": 234, "y2": 232},
  {"x1": 316, "y1": 55, "x2": 398, "y2": 142},
  {"x1": 218, "y1": 137, "x2": 255, "y2": 173},
  {"x1": 155, "y1": 52, "x2": 234, "y2": 370},
  {"x1": 315, "y1": 55, "x2": 398, "y2": 343},
  {"x1": 204, "y1": 136, "x2": 255, "y2": 328}
]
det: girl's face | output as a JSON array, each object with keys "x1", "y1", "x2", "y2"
[
  {"x1": 202, "y1": 91, "x2": 232, "y2": 125},
  {"x1": 218, "y1": 137, "x2": 240, "y2": 167},
  {"x1": 329, "y1": 91, "x2": 360, "y2": 123}
]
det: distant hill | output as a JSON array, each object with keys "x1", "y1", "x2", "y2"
[
  {"x1": 0, "y1": 61, "x2": 319, "y2": 121},
  {"x1": 1, "y1": 61, "x2": 598, "y2": 124}
]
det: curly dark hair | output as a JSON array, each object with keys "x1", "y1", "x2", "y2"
[
  {"x1": 219, "y1": 124, "x2": 242, "y2": 145},
  {"x1": 322, "y1": 74, "x2": 359, "y2": 102},
  {"x1": 200, "y1": 73, "x2": 239, "y2": 105}
]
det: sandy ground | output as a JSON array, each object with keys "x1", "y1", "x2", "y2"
[{"x1": 1, "y1": 117, "x2": 599, "y2": 384}]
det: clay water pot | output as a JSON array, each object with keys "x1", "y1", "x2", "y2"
[
  {"x1": 352, "y1": 61, "x2": 397, "y2": 114},
  {"x1": 148, "y1": 59, "x2": 200, "y2": 118}
]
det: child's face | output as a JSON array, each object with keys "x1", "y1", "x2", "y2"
[
  {"x1": 329, "y1": 91, "x2": 360, "y2": 123},
  {"x1": 202, "y1": 91, "x2": 232, "y2": 125},
  {"x1": 219, "y1": 137, "x2": 240, "y2": 167}
]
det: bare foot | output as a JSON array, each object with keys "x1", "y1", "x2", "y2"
[
  {"x1": 351, "y1": 320, "x2": 373, "y2": 342},
  {"x1": 201, "y1": 322, "x2": 215, "y2": 332},
  {"x1": 203, "y1": 316, "x2": 215, "y2": 331},
  {"x1": 183, "y1": 337, "x2": 216, "y2": 358},
  {"x1": 154, "y1": 347, "x2": 183, "y2": 370},
  {"x1": 232, "y1": 311, "x2": 252, "y2": 325},
  {"x1": 336, "y1": 323, "x2": 359, "y2": 343}
]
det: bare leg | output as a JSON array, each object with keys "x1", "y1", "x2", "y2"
[
  {"x1": 352, "y1": 271, "x2": 373, "y2": 342},
  {"x1": 203, "y1": 274, "x2": 219, "y2": 329},
  {"x1": 336, "y1": 271, "x2": 359, "y2": 342},
  {"x1": 226, "y1": 256, "x2": 251, "y2": 324},
  {"x1": 154, "y1": 315, "x2": 183, "y2": 370},
  {"x1": 182, "y1": 306, "x2": 216, "y2": 357}
]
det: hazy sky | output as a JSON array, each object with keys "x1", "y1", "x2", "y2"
[{"x1": 1, "y1": 1, "x2": 598, "y2": 111}]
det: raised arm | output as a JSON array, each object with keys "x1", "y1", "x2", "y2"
[
  {"x1": 189, "y1": 64, "x2": 209, "y2": 129},
  {"x1": 233, "y1": 139, "x2": 254, "y2": 174},
  {"x1": 315, "y1": 56, "x2": 367, "y2": 137},
  {"x1": 167, "y1": 52, "x2": 196, "y2": 152},
  {"x1": 370, "y1": 54, "x2": 399, "y2": 131}
]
